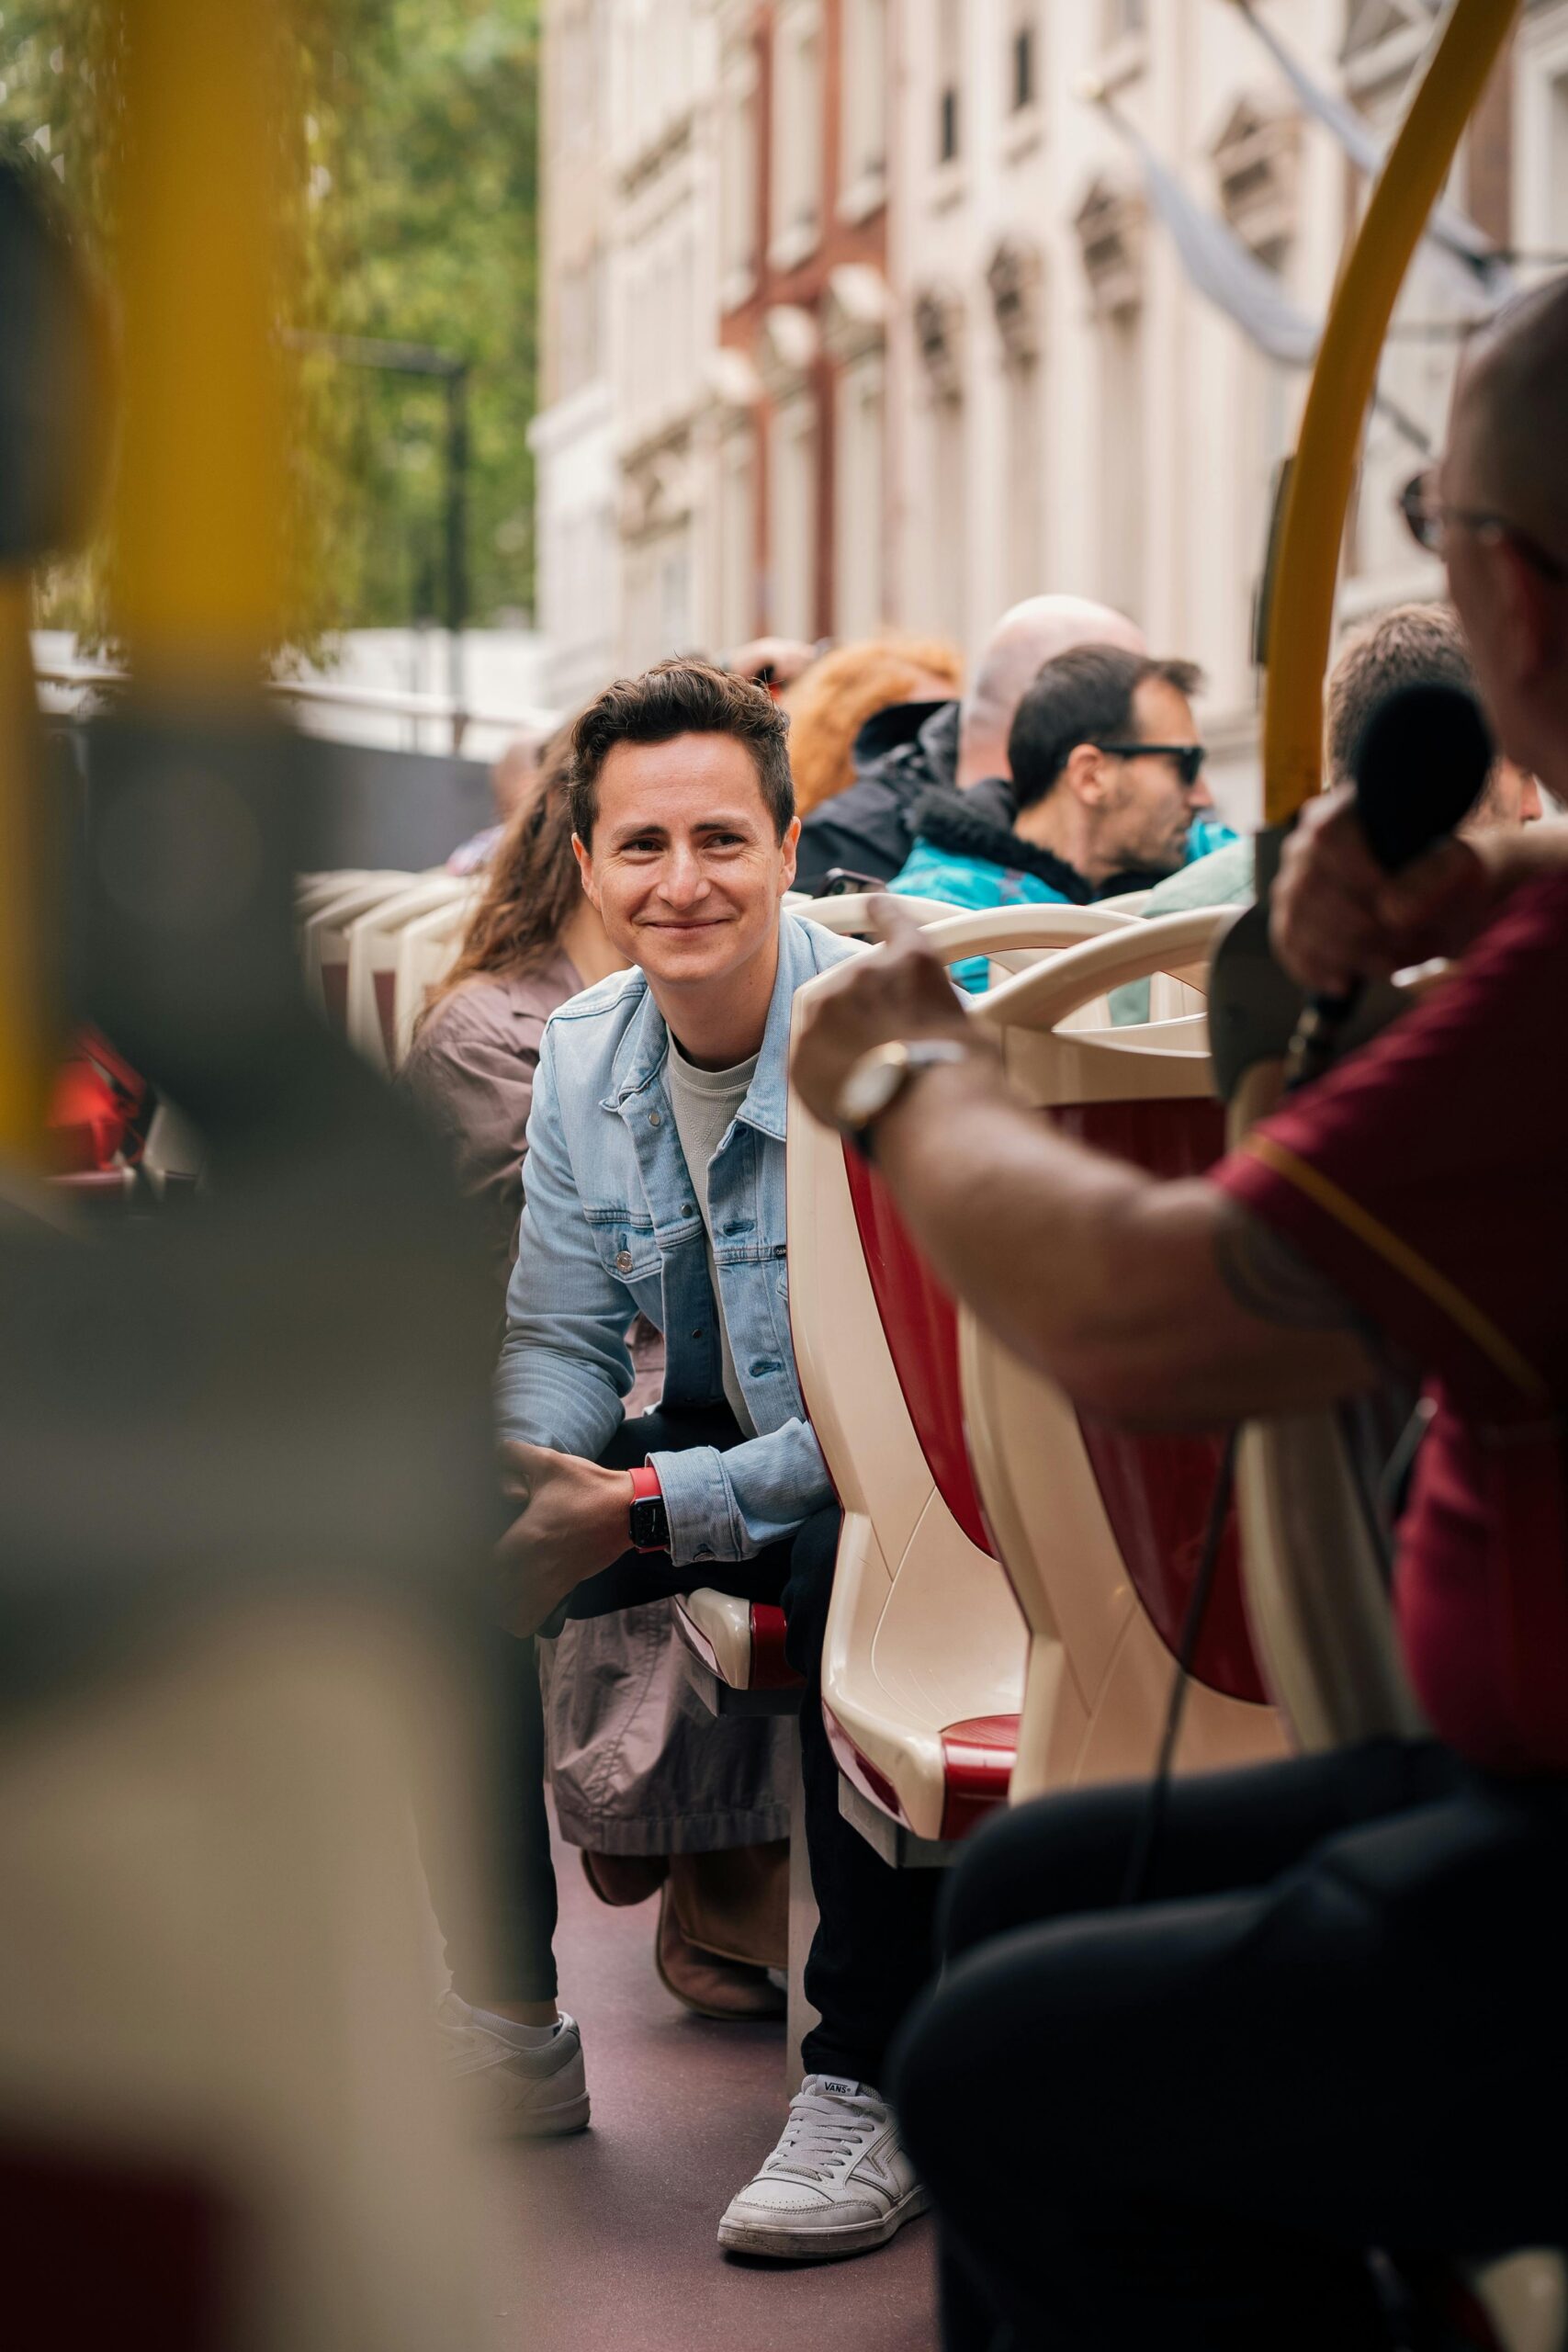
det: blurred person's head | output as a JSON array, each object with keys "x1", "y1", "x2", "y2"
[
  {"x1": 569, "y1": 658, "x2": 798, "y2": 1013},
  {"x1": 1326, "y1": 603, "x2": 1541, "y2": 831},
  {"x1": 1007, "y1": 645, "x2": 1211, "y2": 886},
  {"x1": 784, "y1": 634, "x2": 962, "y2": 813},
  {"x1": 425, "y1": 722, "x2": 617, "y2": 1023},
  {"x1": 1416, "y1": 274, "x2": 1568, "y2": 794},
  {"x1": 491, "y1": 727, "x2": 547, "y2": 824},
  {"x1": 958, "y1": 594, "x2": 1145, "y2": 790}
]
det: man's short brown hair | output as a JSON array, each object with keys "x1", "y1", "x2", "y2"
[
  {"x1": 569, "y1": 657, "x2": 795, "y2": 844},
  {"x1": 1326, "y1": 605, "x2": 1477, "y2": 784}
]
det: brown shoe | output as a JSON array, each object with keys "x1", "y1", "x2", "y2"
[
  {"x1": 580, "y1": 1849, "x2": 667, "y2": 1908},
  {"x1": 654, "y1": 1883, "x2": 787, "y2": 2021}
]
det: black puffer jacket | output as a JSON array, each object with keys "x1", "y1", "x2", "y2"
[{"x1": 796, "y1": 699, "x2": 998, "y2": 892}]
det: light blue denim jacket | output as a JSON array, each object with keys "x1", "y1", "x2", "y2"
[{"x1": 496, "y1": 911, "x2": 859, "y2": 1567}]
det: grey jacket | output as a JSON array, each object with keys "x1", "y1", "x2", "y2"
[{"x1": 401, "y1": 957, "x2": 790, "y2": 1854}]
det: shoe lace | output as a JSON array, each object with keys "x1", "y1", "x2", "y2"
[{"x1": 763, "y1": 2090, "x2": 878, "y2": 2184}]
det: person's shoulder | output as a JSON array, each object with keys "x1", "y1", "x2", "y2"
[{"x1": 544, "y1": 960, "x2": 647, "y2": 1033}]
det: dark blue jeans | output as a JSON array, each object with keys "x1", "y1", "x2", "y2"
[{"x1": 561, "y1": 1406, "x2": 942, "y2": 2085}]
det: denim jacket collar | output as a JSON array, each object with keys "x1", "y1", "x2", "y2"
[{"x1": 605, "y1": 910, "x2": 817, "y2": 1145}]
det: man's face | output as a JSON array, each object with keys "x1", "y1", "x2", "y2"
[
  {"x1": 1093, "y1": 676, "x2": 1213, "y2": 876},
  {"x1": 573, "y1": 733, "x2": 798, "y2": 996}
]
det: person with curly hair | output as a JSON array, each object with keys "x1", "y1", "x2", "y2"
[{"x1": 783, "y1": 634, "x2": 962, "y2": 821}]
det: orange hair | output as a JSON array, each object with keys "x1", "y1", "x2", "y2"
[{"x1": 783, "y1": 635, "x2": 963, "y2": 815}]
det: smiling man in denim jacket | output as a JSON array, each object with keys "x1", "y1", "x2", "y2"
[{"x1": 489, "y1": 658, "x2": 937, "y2": 2264}]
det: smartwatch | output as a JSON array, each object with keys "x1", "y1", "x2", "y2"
[
  {"x1": 628, "y1": 1462, "x2": 670, "y2": 1555},
  {"x1": 834, "y1": 1038, "x2": 971, "y2": 1161}
]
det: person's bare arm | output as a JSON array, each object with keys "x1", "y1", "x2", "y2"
[{"x1": 791, "y1": 902, "x2": 1377, "y2": 1430}]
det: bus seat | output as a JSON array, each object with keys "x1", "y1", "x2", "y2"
[
  {"x1": 787, "y1": 905, "x2": 1141, "y2": 1864},
  {"x1": 960, "y1": 911, "x2": 1285, "y2": 1803},
  {"x1": 796, "y1": 891, "x2": 961, "y2": 936},
  {"x1": 299, "y1": 871, "x2": 427, "y2": 1029},
  {"x1": 344, "y1": 876, "x2": 470, "y2": 1072},
  {"x1": 391, "y1": 894, "x2": 483, "y2": 1067},
  {"x1": 672, "y1": 1592, "x2": 803, "y2": 1715}
]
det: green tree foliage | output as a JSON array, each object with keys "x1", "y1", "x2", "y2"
[{"x1": 2, "y1": 0, "x2": 541, "y2": 641}]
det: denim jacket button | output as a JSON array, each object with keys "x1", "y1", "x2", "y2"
[
  {"x1": 615, "y1": 1249, "x2": 634, "y2": 1273},
  {"x1": 649, "y1": 1110, "x2": 663, "y2": 1128}
]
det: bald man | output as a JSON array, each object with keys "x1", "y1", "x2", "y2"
[
  {"x1": 792, "y1": 594, "x2": 1144, "y2": 893},
  {"x1": 795, "y1": 279, "x2": 1568, "y2": 2346}
]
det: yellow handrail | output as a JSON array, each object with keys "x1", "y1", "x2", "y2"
[
  {"x1": 1261, "y1": 0, "x2": 1516, "y2": 825},
  {"x1": 111, "y1": 0, "x2": 287, "y2": 689},
  {"x1": 0, "y1": 571, "x2": 50, "y2": 1158}
]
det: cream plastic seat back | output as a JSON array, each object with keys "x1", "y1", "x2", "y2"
[
  {"x1": 299, "y1": 871, "x2": 428, "y2": 1027},
  {"x1": 392, "y1": 895, "x2": 480, "y2": 1066},
  {"x1": 344, "y1": 876, "x2": 469, "y2": 1072},
  {"x1": 1228, "y1": 1064, "x2": 1429, "y2": 1752},
  {"x1": 786, "y1": 902, "x2": 1139, "y2": 1858},
  {"x1": 958, "y1": 910, "x2": 1284, "y2": 1804},
  {"x1": 795, "y1": 891, "x2": 964, "y2": 936}
]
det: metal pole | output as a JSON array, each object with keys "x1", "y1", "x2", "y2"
[{"x1": 445, "y1": 364, "x2": 469, "y2": 753}]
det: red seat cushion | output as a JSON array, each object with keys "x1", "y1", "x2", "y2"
[
  {"x1": 845, "y1": 1146, "x2": 993, "y2": 1555},
  {"x1": 749, "y1": 1602, "x2": 802, "y2": 1690},
  {"x1": 1054, "y1": 1098, "x2": 1267, "y2": 1705},
  {"x1": 940, "y1": 1714, "x2": 1019, "y2": 1839}
]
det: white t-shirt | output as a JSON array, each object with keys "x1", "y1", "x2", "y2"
[{"x1": 664, "y1": 1037, "x2": 761, "y2": 1440}]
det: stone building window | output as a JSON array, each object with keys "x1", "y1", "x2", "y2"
[
  {"x1": 771, "y1": 0, "x2": 824, "y2": 270},
  {"x1": 840, "y1": 0, "x2": 888, "y2": 220}
]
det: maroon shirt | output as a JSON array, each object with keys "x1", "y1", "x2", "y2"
[{"x1": 1210, "y1": 874, "x2": 1568, "y2": 1774}]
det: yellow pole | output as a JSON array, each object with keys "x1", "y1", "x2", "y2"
[
  {"x1": 1261, "y1": 0, "x2": 1516, "y2": 826},
  {"x1": 111, "y1": 0, "x2": 287, "y2": 692},
  {"x1": 0, "y1": 571, "x2": 51, "y2": 1157}
]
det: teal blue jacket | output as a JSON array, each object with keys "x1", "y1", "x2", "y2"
[{"x1": 887, "y1": 793, "x2": 1237, "y2": 992}]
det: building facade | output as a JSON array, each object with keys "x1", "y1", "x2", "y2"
[{"x1": 534, "y1": 0, "x2": 1568, "y2": 819}]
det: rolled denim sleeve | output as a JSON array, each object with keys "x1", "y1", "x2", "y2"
[
  {"x1": 495, "y1": 1030, "x2": 634, "y2": 1457},
  {"x1": 650, "y1": 1414, "x2": 835, "y2": 1566}
]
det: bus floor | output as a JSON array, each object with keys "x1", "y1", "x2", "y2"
[{"x1": 482, "y1": 1826, "x2": 939, "y2": 2351}]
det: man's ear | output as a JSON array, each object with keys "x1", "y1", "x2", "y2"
[
  {"x1": 1061, "y1": 741, "x2": 1108, "y2": 808},
  {"x1": 571, "y1": 831, "x2": 601, "y2": 909},
  {"x1": 779, "y1": 813, "x2": 801, "y2": 894},
  {"x1": 1495, "y1": 543, "x2": 1556, "y2": 686}
]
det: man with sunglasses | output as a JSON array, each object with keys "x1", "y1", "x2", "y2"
[{"x1": 887, "y1": 644, "x2": 1229, "y2": 988}]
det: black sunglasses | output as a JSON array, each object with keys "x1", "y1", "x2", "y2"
[
  {"x1": 1397, "y1": 469, "x2": 1566, "y2": 583},
  {"x1": 1095, "y1": 741, "x2": 1207, "y2": 789}
]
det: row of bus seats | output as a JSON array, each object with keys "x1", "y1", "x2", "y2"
[
  {"x1": 671, "y1": 896, "x2": 1286, "y2": 2074},
  {"x1": 295, "y1": 869, "x2": 480, "y2": 1068}
]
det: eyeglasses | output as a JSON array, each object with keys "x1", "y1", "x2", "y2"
[
  {"x1": 1095, "y1": 742, "x2": 1207, "y2": 789},
  {"x1": 1397, "y1": 468, "x2": 1566, "y2": 583}
]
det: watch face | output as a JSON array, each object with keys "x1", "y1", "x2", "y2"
[
  {"x1": 840, "y1": 1047, "x2": 906, "y2": 1130},
  {"x1": 630, "y1": 1497, "x2": 669, "y2": 1552}
]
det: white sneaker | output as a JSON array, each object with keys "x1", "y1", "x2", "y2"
[
  {"x1": 716, "y1": 2075, "x2": 927, "y2": 2262},
  {"x1": 436, "y1": 1991, "x2": 590, "y2": 2137}
]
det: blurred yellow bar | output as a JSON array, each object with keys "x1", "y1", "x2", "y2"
[
  {"x1": 111, "y1": 0, "x2": 288, "y2": 689},
  {"x1": 1261, "y1": 0, "x2": 1516, "y2": 826},
  {"x1": 0, "y1": 570, "x2": 50, "y2": 1157}
]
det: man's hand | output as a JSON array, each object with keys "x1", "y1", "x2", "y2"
[
  {"x1": 792, "y1": 896, "x2": 980, "y2": 1129},
  {"x1": 494, "y1": 1441, "x2": 631, "y2": 1638},
  {"x1": 1271, "y1": 785, "x2": 1500, "y2": 996}
]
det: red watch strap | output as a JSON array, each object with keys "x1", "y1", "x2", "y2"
[{"x1": 628, "y1": 1463, "x2": 662, "y2": 1503}]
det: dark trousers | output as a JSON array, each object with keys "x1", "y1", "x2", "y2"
[
  {"x1": 564, "y1": 1406, "x2": 942, "y2": 2086},
  {"x1": 888, "y1": 1737, "x2": 1568, "y2": 2352}
]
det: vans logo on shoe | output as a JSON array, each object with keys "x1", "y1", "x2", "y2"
[{"x1": 819, "y1": 2079, "x2": 861, "y2": 2098}]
